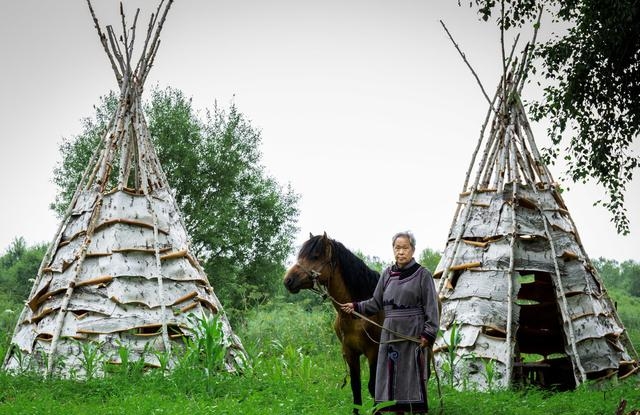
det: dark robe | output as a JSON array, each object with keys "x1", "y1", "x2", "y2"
[{"x1": 355, "y1": 259, "x2": 439, "y2": 413}]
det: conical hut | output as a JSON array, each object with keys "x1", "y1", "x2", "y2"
[
  {"x1": 2, "y1": 1, "x2": 247, "y2": 378},
  {"x1": 432, "y1": 42, "x2": 639, "y2": 390}
]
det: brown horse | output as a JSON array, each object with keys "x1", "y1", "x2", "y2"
[{"x1": 283, "y1": 233, "x2": 383, "y2": 414}]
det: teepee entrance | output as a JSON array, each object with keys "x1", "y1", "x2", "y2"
[
  {"x1": 432, "y1": 37, "x2": 639, "y2": 390},
  {"x1": 2, "y1": 1, "x2": 247, "y2": 378}
]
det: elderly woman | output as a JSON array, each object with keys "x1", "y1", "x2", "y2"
[{"x1": 341, "y1": 231, "x2": 439, "y2": 414}]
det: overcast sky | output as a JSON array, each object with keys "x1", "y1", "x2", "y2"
[{"x1": 0, "y1": 0, "x2": 638, "y2": 266}]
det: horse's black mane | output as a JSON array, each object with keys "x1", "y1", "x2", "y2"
[{"x1": 300, "y1": 235, "x2": 380, "y2": 301}]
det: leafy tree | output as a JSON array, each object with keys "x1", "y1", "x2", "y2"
[
  {"x1": 0, "y1": 237, "x2": 26, "y2": 269},
  {"x1": 419, "y1": 247, "x2": 442, "y2": 274},
  {"x1": 356, "y1": 247, "x2": 442, "y2": 274},
  {"x1": 0, "y1": 238, "x2": 47, "y2": 303},
  {"x1": 593, "y1": 257, "x2": 640, "y2": 297},
  {"x1": 51, "y1": 87, "x2": 300, "y2": 310},
  {"x1": 51, "y1": 93, "x2": 119, "y2": 216},
  {"x1": 0, "y1": 238, "x2": 47, "y2": 349},
  {"x1": 468, "y1": 0, "x2": 640, "y2": 234},
  {"x1": 620, "y1": 260, "x2": 640, "y2": 297},
  {"x1": 355, "y1": 251, "x2": 388, "y2": 274},
  {"x1": 592, "y1": 257, "x2": 622, "y2": 290}
]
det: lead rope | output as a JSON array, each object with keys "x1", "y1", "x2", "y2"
[{"x1": 312, "y1": 281, "x2": 444, "y2": 413}]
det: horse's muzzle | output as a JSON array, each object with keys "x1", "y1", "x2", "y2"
[{"x1": 283, "y1": 274, "x2": 302, "y2": 293}]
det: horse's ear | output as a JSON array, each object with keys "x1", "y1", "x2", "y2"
[
  {"x1": 309, "y1": 232, "x2": 314, "y2": 239},
  {"x1": 322, "y1": 231, "x2": 327, "y2": 239}
]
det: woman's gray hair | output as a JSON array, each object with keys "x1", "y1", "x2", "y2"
[{"x1": 392, "y1": 231, "x2": 416, "y2": 249}]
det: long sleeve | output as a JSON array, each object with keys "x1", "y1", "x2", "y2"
[{"x1": 420, "y1": 268, "x2": 439, "y2": 344}]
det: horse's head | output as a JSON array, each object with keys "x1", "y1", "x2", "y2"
[{"x1": 283, "y1": 232, "x2": 335, "y2": 294}]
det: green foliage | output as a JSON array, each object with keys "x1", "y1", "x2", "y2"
[
  {"x1": 174, "y1": 313, "x2": 228, "y2": 392},
  {"x1": 419, "y1": 247, "x2": 442, "y2": 274},
  {"x1": 181, "y1": 313, "x2": 226, "y2": 374},
  {"x1": 608, "y1": 288, "x2": 640, "y2": 351},
  {"x1": 0, "y1": 294, "x2": 18, "y2": 351},
  {"x1": 354, "y1": 250, "x2": 388, "y2": 273},
  {"x1": 50, "y1": 92, "x2": 119, "y2": 217},
  {"x1": 620, "y1": 261, "x2": 640, "y2": 297},
  {"x1": 240, "y1": 299, "x2": 336, "y2": 357},
  {"x1": 439, "y1": 322, "x2": 464, "y2": 388},
  {"x1": 353, "y1": 399, "x2": 397, "y2": 414},
  {"x1": 593, "y1": 257, "x2": 640, "y2": 298},
  {"x1": 0, "y1": 299, "x2": 638, "y2": 414},
  {"x1": 355, "y1": 247, "x2": 442, "y2": 274},
  {"x1": 77, "y1": 341, "x2": 105, "y2": 380},
  {"x1": 469, "y1": 0, "x2": 640, "y2": 234},
  {"x1": 0, "y1": 238, "x2": 47, "y2": 360},
  {"x1": 50, "y1": 86, "x2": 300, "y2": 311},
  {"x1": 0, "y1": 237, "x2": 47, "y2": 303}
]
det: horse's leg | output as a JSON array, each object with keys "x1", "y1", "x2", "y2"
[
  {"x1": 343, "y1": 348, "x2": 362, "y2": 415},
  {"x1": 365, "y1": 348, "x2": 377, "y2": 399}
]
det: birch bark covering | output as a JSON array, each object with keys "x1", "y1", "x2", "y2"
[
  {"x1": 2, "y1": 1, "x2": 247, "y2": 378},
  {"x1": 433, "y1": 62, "x2": 639, "y2": 390}
]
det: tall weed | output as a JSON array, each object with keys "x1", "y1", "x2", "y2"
[
  {"x1": 241, "y1": 299, "x2": 335, "y2": 357},
  {"x1": 77, "y1": 340, "x2": 104, "y2": 380}
]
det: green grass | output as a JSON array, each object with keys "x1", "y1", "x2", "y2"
[
  {"x1": 0, "y1": 298, "x2": 639, "y2": 414},
  {"x1": 609, "y1": 288, "x2": 640, "y2": 348}
]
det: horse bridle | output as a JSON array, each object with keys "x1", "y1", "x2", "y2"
[
  {"x1": 295, "y1": 243, "x2": 336, "y2": 296},
  {"x1": 296, "y1": 258, "x2": 334, "y2": 295}
]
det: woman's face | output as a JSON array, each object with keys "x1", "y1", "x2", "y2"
[{"x1": 393, "y1": 236, "x2": 415, "y2": 268}]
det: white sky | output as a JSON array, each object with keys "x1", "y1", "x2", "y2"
[{"x1": 0, "y1": 0, "x2": 638, "y2": 265}]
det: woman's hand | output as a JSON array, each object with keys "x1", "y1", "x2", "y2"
[
  {"x1": 340, "y1": 302, "x2": 354, "y2": 314},
  {"x1": 420, "y1": 337, "x2": 431, "y2": 349}
]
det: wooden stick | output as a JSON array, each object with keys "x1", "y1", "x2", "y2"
[
  {"x1": 171, "y1": 291, "x2": 199, "y2": 306},
  {"x1": 75, "y1": 275, "x2": 114, "y2": 287},
  {"x1": 47, "y1": 195, "x2": 106, "y2": 377},
  {"x1": 461, "y1": 82, "x2": 501, "y2": 193},
  {"x1": 86, "y1": 0, "x2": 122, "y2": 84},
  {"x1": 134, "y1": 6, "x2": 158, "y2": 76},
  {"x1": 517, "y1": 6, "x2": 544, "y2": 95},
  {"x1": 462, "y1": 239, "x2": 488, "y2": 248},
  {"x1": 118, "y1": 3, "x2": 133, "y2": 75},
  {"x1": 504, "y1": 179, "x2": 518, "y2": 388},
  {"x1": 448, "y1": 262, "x2": 481, "y2": 272},
  {"x1": 557, "y1": 193, "x2": 640, "y2": 361},
  {"x1": 106, "y1": 25, "x2": 126, "y2": 77},
  {"x1": 127, "y1": 9, "x2": 141, "y2": 65},
  {"x1": 540, "y1": 208, "x2": 588, "y2": 384},
  {"x1": 480, "y1": 115, "x2": 503, "y2": 188},
  {"x1": 139, "y1": 0, "x2": 173, "y2": 82},
  {"x1": 143, "y1": 1, "x2": 173, "y2": 72},
  {"x1": 440, "y1": 20, "x2": 497, "y2": 114},
  {"x1": 117, "y1": 112, "x2": 132, "y2": 189},
  {"x1": 141, "y1": 40, "x2": 162, "y2": 85},
  {"x1": 500, "y1": 0, "x2": 508, "y2": 119},
  {"x1": 515, "y1": 101, "x2": 553, "y2": 184},
  {"x1": 508, "y1": 115, "x2": 520, "y2": 184},
  {"x1": 513, "y1": 112, "x2": 537, "y2": 187},
  {"x1": 493, "y1": 126, "x2": 508, "y2": 191}
]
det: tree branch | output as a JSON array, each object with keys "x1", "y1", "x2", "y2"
[{"x1": 440, "y1": 20, "x2": 497, "y2": 115}]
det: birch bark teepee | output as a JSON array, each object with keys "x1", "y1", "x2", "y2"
[
  {"x1": 433, "y1": 28, "x2": 639, "y2": 391},
  {"x1": 2, "y1": 1, "x2": 247, "y2": 378}
]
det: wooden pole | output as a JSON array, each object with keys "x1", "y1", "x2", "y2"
[
  {"x1": 87, "y1": 0, "x2": 122, "y2": 85},
  {"x1": 504, "y1": 181, "x2": 519, "y2": 388},
  {"x1": 539, "y1": 207, "x2": 588, "y2": 385},
  {"x1": 440, "y1": 20, "x2": 498, "y2": 115},
  {"x1": 46, "y1": 195, "x2": 105, "y2": 377}
]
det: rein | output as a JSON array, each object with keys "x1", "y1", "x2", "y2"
[
  {"x1": 301, "y1": 261, "x2": 444, "y2": 412},
  {"x1": 314, "y1": 281, "x2": 420, "y2": 345}
]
